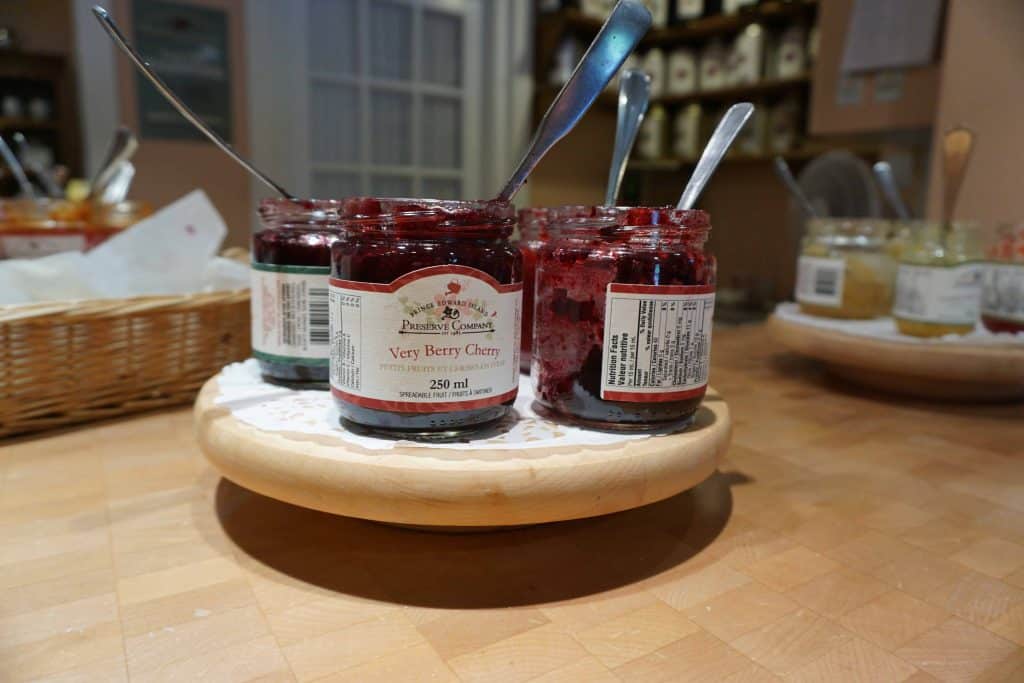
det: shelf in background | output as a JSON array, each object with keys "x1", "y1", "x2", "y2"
[
  {"x1": 547, "y1": 0, "x2": 818, "y2": 47},
  {"x1": 656, "y1": 76, "x2": 810, "y2": 106},
  {"x1": 628, "y1": 145, "x2": 881, "y2": 171},
  {"x1": 0, "y1": 117, "x2": 58, "y2": 132}
]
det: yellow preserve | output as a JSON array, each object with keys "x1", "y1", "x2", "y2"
[
  {"x1": 795, "y1": 219, "x2": 894, "y2": 319},
  {"x1": 893, "y1": 222, "x2": 984, "y2": 337}
]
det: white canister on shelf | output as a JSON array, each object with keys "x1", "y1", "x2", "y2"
[
  {"x1": 645, "y1": 0, "x2": 670, "y2": 28},
  {"x1": 666, "y1": 48, "x2": 698, "y2": 95},
  {"x1": 672, "y1": 104, "x2": 702, "y2": 160},
  {"x1": 722, "y1": 0, "x2": 757, "y2": 15},
  {"x1": 699, "y1": 40, "x2": 728, "y2": 91},
  {"x1": 674, "y1": 0, "x2": 705, "y2": 22},
  {"x1": 727, "y1": 23, "x2": 765, "y2": 86},
  {"x1": 580, "y1": 0, "x2": 610, "y2": 19},
  {"x1": 642, "y1": 48, "x2": 667, "y2": 99},
  {"x1": 767, "y1": 97, "x2": 801, "y2": 153},
  {"x1": 636, "y1": 104, "x2": 667, "y2": 160},
  {"x1": 776, "y1": 25, "x2": 808, "y2": 79}
]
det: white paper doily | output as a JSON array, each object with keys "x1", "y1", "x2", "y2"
[{"x1": 213, "y1": 359, "x2": 674, "y2": 451}]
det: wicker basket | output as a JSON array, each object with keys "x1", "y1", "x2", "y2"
[{"x1": 0, "y1": 290, "x2": 250, "y2": 438}]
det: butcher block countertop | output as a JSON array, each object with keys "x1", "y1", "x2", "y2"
[{"x1": 3, "y1": 324, "x2": 1023, "y2": 682}]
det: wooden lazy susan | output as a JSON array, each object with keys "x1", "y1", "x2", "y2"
[
  {"x1": 194, "y1": 361, "x2": 732, "y2": 529},
  {"x1": 771, "y1": 303, "x2": 1024, "y2": 401}
]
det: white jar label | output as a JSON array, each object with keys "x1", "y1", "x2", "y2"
[
  {"x1": 894, "y1": 263, "x2": 984, "y2": 325},
  {"x1": 982, "y1": 262, "x2": 1024, "y2": 323},
  {"x1": 251, "y1": 264, "x2": 331, "y2": 365},
  {"x1": 329, "y1": 265, "x2": 521, "y2": 412},
  {"x1": 600, "y1": 284, "x2": 715, "y2": 402},
  {"x1": 795, "y1": 255, "x2": 845, "y2": 307},
  {"x1": 1, "y1": 233, "x2": 88, "y2": 259}
]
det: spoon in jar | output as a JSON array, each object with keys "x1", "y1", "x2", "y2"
[
  {"x1": 676, "y1": 103, "x2": 754, "y2": 209},
  {"x1": 604, "y1": 68, "x2": 651, "y2": 206},
  {"x1": 497, "y1": 0, "x2": 652, "y2": 202},
  {"x1": 91, "y1": 6, "x2": 296, "y2": 200},
  {"x1": 0, "y1": 134, "x2": 37, "y2": 200},
  {"x1": 90, "y1": 125, "x2": 137, "y2": 201},
  {"x1": 941, "y1": 126, "x2": 974, "y2": 229},
  {"x1": 872, "y1": 161, "x2": 911, "y2": 220},
  {"x1": 773, "y1": 155, "x2": 819, "y2": 218}
]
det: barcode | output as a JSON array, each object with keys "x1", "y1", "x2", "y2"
[
  {"x1": 814, "y1": 268, "x2": 839, "y2": 296},
  {"x1": 280, "y1": 282, "x2": 301, "y2": 347},
  {"x1": 308, "y1": 288, "x2": 329, "y2": 345}
]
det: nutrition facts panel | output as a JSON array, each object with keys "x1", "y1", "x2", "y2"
[{"x1": 601, "y1": 284, "x2": 715, "y2": 402}]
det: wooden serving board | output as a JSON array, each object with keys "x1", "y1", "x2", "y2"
[
  {"x1": 194, "y1": 378, "x2": 731, "y2": 528},
  {"x1": 770, "y1": 313, "x2": 1024, "y2": 401}
]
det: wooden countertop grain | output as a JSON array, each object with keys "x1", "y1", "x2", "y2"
[{"x1": 2, "y1": 324, "x2": 1023, "y2": 682}]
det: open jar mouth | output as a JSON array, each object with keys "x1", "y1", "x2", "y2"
[
  {"x1": 258, "y1": 198, "x2": 347, "y2": 227},
  {"x1": 338, "y1": 197, "x2": 515, "y2": 238},
  {"x1": 550, "y1": 206, "x2": 711, "y2": 246}
]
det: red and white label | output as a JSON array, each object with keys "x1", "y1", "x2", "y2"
[
  {"x1": 600, "y1": 283, "x2": 715, "y2": 402},
  {"x1": 329, "y1": 265, "x2": 521, "y2": 413}
]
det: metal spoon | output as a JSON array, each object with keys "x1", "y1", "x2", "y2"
[
  {"x1": 12, "y1": 132, "x2": 63, "y2": 198},
  {"x1": 773, "y1": 155, "x2": 818, "y2": 218},
  {"x1": 497, "y1": 0, "x2": 651, "y2": 202},
  {"x1": 0, "y1": 134, "x2": 37, "y2": 200},
  {"x1": 91, "y1": 6, "x2": 295, "y2": 200},
  {"x1": 90, "y1": 125, "x2": 137, "y2": 200},
  {"x1": 872, "y1": 161, "x2": 911, "y2": 220},
  {"x1": 676, "y1": 103, "x2": 753, "y2": 209},
  {"x1": 941, "y1": 126, "x2": 974, "y2": 227},
  {"x1": 604, "y1": 68, "x2": 651, "y2": 206}
]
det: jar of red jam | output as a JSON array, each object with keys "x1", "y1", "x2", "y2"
[
  {"x1": 982, "y1": 223, "x2": 1024, "y2": 334},
  {"x1": 252, "y1": 199, "x2": 346, "y2": 388},
  {"x1": 533, "y1": 206, "x2": 716, "y2": 429},
  {"x1": 518, "y1": 207, "x2": 587, "y2": 372},
  {"x1": 329, "y1": 197, "x2": 522, "y2": 439}
]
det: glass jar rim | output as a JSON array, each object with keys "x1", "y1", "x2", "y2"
[
  {"x1": 259, "y1": 198, "x2": 346, "y2": 222},
  {"x1": 338, "y1": 197, "x2": 515, "y2": 237},
  {"x1": 549, "y1": 205, "x2": 710, "y2": 234}
]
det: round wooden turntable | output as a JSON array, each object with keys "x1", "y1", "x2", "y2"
[
  {"x1": 194, "y1": 363, "x2": 732, "y2": 529},
  {"x1": 770, "y1": 304, "x2": 1024, "y2": 401}
]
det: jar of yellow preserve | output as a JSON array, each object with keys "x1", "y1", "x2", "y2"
[
  {"x1": 795, "y1": 219, "x2": 894, "y2": 319},
  {"x1": 893, "y1": 222, "x2": 984, "y2": 337}
]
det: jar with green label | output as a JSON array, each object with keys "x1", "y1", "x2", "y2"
[
  {"x1": 893, "y1": 221, "x2": 984, "y2": 337},
  {"x1": 794, "y1": 219, "x2": 894, "y2": 319}
]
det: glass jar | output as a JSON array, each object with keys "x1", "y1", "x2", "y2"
[
  {"x1": 252, "y1": 199, "x2": 346, "y2": 388},
  {"x1": 893, "y1": 221, "x2": 984, "y2": 337},
  {"x1": 518, "y1": 206, "x2": 591, "y2": 373},
  {"x1": 795, "y1": 218, "x2": 895, "y2": 319},
  {"x1": 0, "y1": 198, "x2": 110, "y2": 259},
  {"x1": 532, "y1": 206, "x2": 716, "y2": 429},
  {"x1": 981, "y1": 223, "x2": 1024, "y2": 334},
  {"x1": 88, "y1": 200, "x2": 154, "y2": 230},
  {"x1": 329, "y1": 197, "x2": 522, "y2": 439}
]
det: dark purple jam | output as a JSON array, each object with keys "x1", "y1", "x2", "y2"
[
  {"x1": 252, "y1": 199, "x2": 345, "y2": 388},
  {"x1": 533, "y1": 207, "x2": 716, "y2": 428},
  {"x1": 330, "y1": 197, "x2": 522, "y2": 439}
]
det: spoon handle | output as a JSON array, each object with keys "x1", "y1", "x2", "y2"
[
  {"x1": 872, "y1": 161, "x2": 911, "y2": 220},
  {"x1": 605, "y1": 69, "x2": 651, "y2": 206},
  {"x1": 941, "y1": 126, "x2": 974, "y2": 226},
  {"x1": 0, "y1": 135, "x2": 37, "y2": 200},
  {"x1": 773, "y1": 155, "x2": 818, "y2": 218},
  {"x1": 676, "y1": 103, "x2": 753, "y2": 210},
  {"x1": 91, "y1": 6, "x2": 295, "y2": 200},
  {"x1": 497, "y1": 0, "x2": 651, "y2": 202}
]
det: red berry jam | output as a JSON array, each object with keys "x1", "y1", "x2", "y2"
[
  {"x1": 330, "y1": 197, "x2": 522, "y2": 439},
  {"x1": 517, "y1": 207, "x2": 585, "y2": 373},
  {"x1": 532, "y1": 206, "x2": 716, "y2": 429},
  {"x1": 252, "y1": 199, "x2": 345, "y2": 388},
  {"x1": 981, "y1": 224, "x2": 1024, "y2": 334}
]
